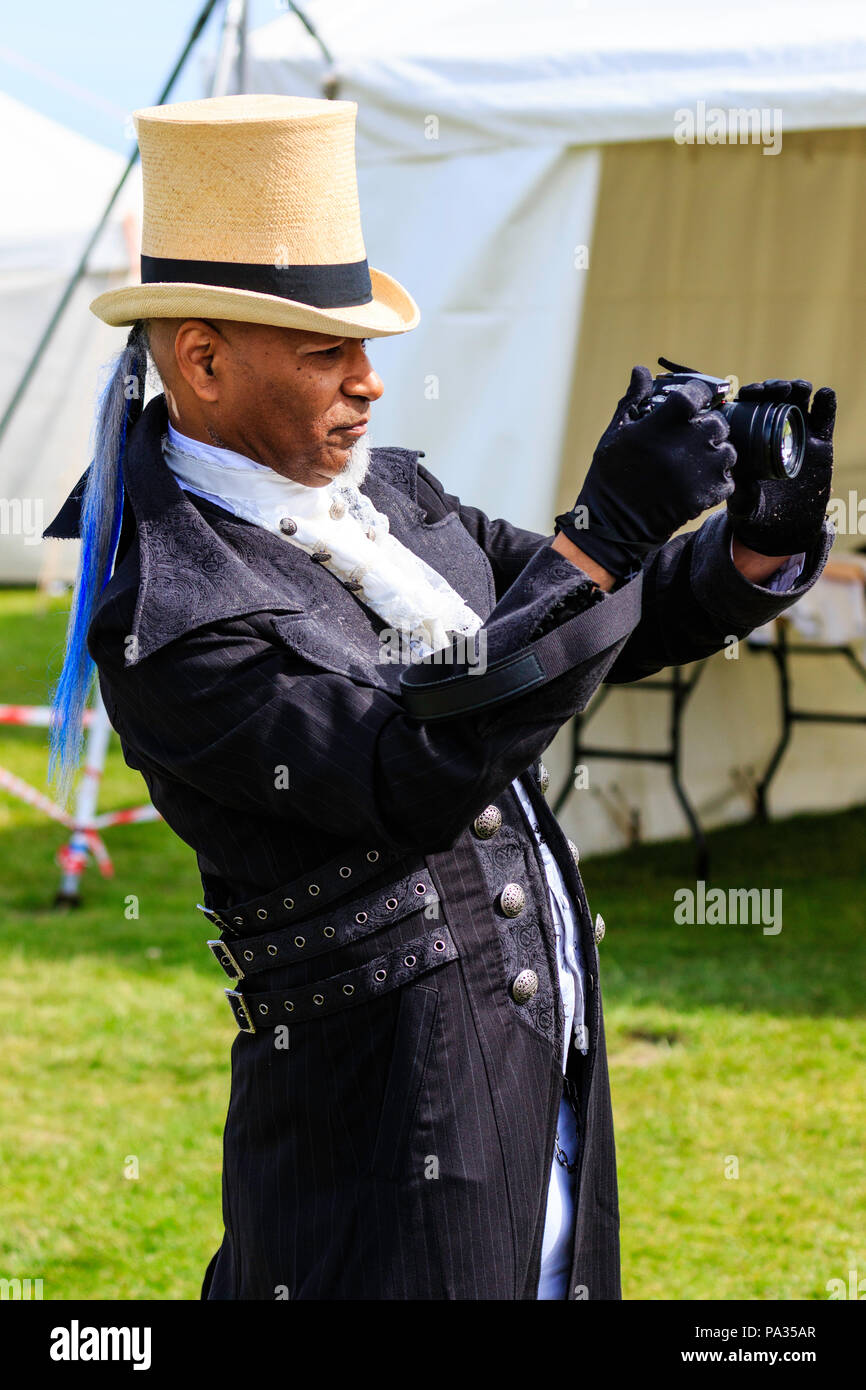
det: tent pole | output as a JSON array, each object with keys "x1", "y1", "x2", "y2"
[{"x1": 0, "y1": 0, "x2": 224, "y2": 449}]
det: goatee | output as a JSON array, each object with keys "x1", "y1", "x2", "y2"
[{"x1": 335, "y1": 431, "x2": 371, "y2": 489}]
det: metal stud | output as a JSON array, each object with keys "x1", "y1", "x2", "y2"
[
  {"x1": 537, "y1": 761, "x2": 550, "y2": 795},
  {"x1": 473, "y1": 805, "x2": 502, "y2": 839},
  {"x1": 329, "y1": 497, "x2": 347, "y2": 520},
  {"x1": 566, "y1": 838, "x2": 580, "y2": 868},
  {"x1": 594, "y1": 912, "x2": 606, "y2": 945},
  {"x1": 499, "y1": 882, "x2": 526, "y2": 918},
  {"x1": 510, "y1": 968, "x2": 539, "y2": 1005},
  {"x1": 279, "y1": 516, "x2": 297, "y2": 536}
]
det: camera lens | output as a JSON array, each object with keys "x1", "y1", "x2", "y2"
[{"x1": 722, "y1": 401, "x2": 805, "y2": 482}]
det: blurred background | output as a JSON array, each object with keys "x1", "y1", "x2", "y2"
[{"x1": 1, "y1": 0, "x2": 864, "y2": 1301}]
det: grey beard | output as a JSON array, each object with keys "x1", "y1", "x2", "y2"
[{"x1": 336, "y1": 431, "x2": 372, "y2": 489}]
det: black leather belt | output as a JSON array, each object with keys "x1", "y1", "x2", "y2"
[
  {"x1": 206, "y1": 869, "x2": 439, "y2": 982},
  {"x1": 196, "y1": 843, "x2": 408, "y2": 937},
  {"x1": 225, "y1": 925, "x2": 458, "y2": 1033}
]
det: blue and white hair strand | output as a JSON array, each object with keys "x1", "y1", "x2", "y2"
[{"x1": 48, "y1": 321, "x2": 149, "y2": 804}]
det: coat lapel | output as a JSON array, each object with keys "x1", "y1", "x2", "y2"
[{"x1": 48, "y1": 393, "x2": 496, "y2": 688}]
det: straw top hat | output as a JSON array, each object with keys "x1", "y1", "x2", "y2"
[{"x1": 89, "y1": 93, "x2": 420, "y2": 338}]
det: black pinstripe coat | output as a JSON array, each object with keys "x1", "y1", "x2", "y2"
[{"x1": 46, "y1": 393, "x2": 830, "y2": 1300}]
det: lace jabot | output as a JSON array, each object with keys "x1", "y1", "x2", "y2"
[{"x1": 161, "y1": 422, "x2": 483, "y2": 657}]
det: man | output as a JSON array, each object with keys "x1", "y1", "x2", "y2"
[{"x1": 45, "y1": 95, "x2": 834, "y2": 1300}]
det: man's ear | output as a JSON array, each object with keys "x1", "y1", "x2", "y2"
[{"x1": 175, "y1": 319, "x2": 221, "y2": 401}]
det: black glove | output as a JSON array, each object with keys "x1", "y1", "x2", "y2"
[
  {"x1": 555, "y1": 365, "x2": 736, "y2": 579},
  {"x1": 725, "y1": 379, "x2": 835, "y2": 556}
]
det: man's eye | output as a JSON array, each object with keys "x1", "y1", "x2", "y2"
[{"x1": 319, "y1": 339, "x2": 369, "y2": 357}]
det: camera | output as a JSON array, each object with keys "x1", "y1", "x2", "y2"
[{"x1": 635, "y1": 357, "x2": 805, "y2": 482}]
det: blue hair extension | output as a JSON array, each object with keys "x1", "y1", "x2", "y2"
[{"x1": 48, "y1": 323, "x2": 148, "y2": 804}]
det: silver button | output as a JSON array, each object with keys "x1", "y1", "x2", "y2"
[
  {"x1": 499, "y1": 882, "x2": 525, "y2": 917},
  {"x1": 511, "y1": 968, "x2": 539, "y2": 1004},
  {"x1": 279, "y1": 516, "x2": 297, "y2": 536},
  {"x1": 566, "y1": 838, "x2": 580, "y2": 868},
  {"x1": 594, "y1": 912, "x2": 606, "y2": 945},
  {"x1": 537, "y1": 761, "x2": 550, "y2": 795},
  {"x1": 473, "y1": 805, "x2": 502, "y2": 839}
]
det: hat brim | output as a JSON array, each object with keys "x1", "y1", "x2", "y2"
[{"x1": 88, "y1": 266, "x2": 420, "y2": 338}]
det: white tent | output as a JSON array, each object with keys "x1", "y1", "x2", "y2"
[
  {"x1": 0, "y1": 93, "x2": 141, "y2": 585},
  {"x1": 242, "y1": 0, "x2": 866, "y2": 851}
]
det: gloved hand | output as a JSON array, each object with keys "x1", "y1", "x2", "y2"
[
  {"x1": 554, "y1": 365, "x2": 737, "y2": 579},
  {"x1": 725, "y1": 379, "x2": 835, "y2": 556}
]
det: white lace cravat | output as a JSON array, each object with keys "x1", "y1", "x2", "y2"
[{"x1": 162, "y1": 423, "x2": 483, "y2": 658}]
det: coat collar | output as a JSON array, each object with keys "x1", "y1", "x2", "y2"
[{"x1": 44, "y1": 393, "x2": 496, "y2": 666}]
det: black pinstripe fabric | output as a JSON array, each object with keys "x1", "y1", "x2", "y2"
[{"x1": 73, "y1": 394, "x2": 830, "y2": 1300}]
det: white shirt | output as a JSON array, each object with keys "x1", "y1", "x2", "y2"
[{"x1": 511, "y1": 775, "x2": 586, "y2": 1300}]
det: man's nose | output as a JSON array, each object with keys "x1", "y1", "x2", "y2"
[{"x1": 344, "y1": 348, "x2": 384, "y2": 402}]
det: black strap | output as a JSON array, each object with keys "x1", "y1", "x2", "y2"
[
  {"x1": 399, "y1": 569, "x2": 643, "y2": 721},
  {"x1": 140, "y1": 254, "x2": 373, "y2": 309},
  {"x1": 225, "y1": 925, "x2": 458, "y2": 1033}
]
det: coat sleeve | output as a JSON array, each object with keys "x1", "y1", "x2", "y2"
[
  {"x1": 416, "y1": 460, "x2": 833, "y2": 683},
  {"x1": 603, "y1": 511, "x2": 833, "y2": 683},
  {"x1": 88, "y1": 534, "x2": 633, "y2": 856}
]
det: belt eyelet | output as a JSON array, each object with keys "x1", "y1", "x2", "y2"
[
  {"x1": 283, "y1": 898, "x2": 294, "y2": 910},
  {"x1": 267, "y1": 944, "x2": 278, "y2": 956},
  {"x1": 385, "y1": 898, "x2": 398, "y2": 911},
  {"x1": 308, "y1": 884, "x2": 320, "y2": 896},
  {"x1": 313, "y1": 993, "x2": 324, "y2": 1005},
  {"x1": 404, "y1": 954, "x2": 417, "y2": 967},
  {"x1": 342, "y1": 984, "x2": 355, "y2": 996},
  {"x1": 243, "y1": 950, "x2": 254, "y2": 962},
  {"x1": 355, "y1": 911, "x2": 368, "y2": 925},
  {"x1": 414, "y1": 883, "x2": 427, "y2": 895},
  {"x1": 283, "y1": 1001, "x2": 294, "y2": 1012},
  {"x1": 433, "y1": 940, "x2": 445, "y2": 952},
  {"x1": 294, "y1": 936, "x2": 305, "y2": 949},
  {"x1": 258, "y1": 1003, "x2": 269, "y2": 1016},
  {"x1": 366, "y1": 850, "x2": 379, "y2": 862},
  {"x1": 256, "y1": 908, "x2": 268, "y2": 920},
  {"x1": 323, "y1": 926, "x2": 335, "y2": 938},
  {"x1": 374, "y1": 969, "x2": 387, "y2": 982},
  {"x1": 339, "y1": 866, "x2": 352, "y2": 878}
]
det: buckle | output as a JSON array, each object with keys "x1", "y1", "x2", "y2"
[
  {"x1": 225, "y1": 989, "x2": 256, "y2": 1034},
  {"x1": 206, "y1": 938, "x2": 244, "y2": 982}
]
